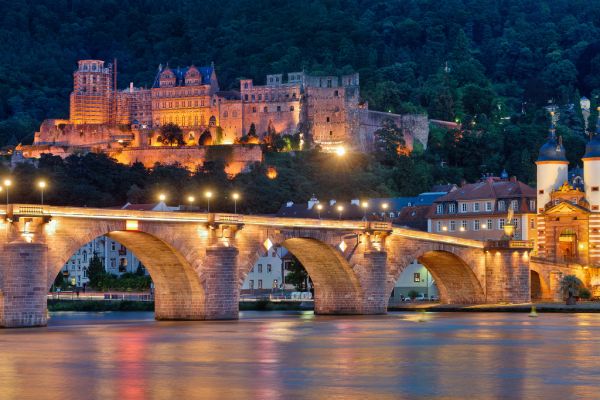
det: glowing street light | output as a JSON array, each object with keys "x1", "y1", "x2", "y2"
[
  {"x1": 381, "y1": 202, "x2": 389, "y2": 221},
  {"x1": 361, "y1": 201, "x2": 369, "y2": 221},
  {"x1": 232, "y1": 192, "x2": 240, "y2": 214},
  {"x1": 316, "y1": 203, "x2": 323, "y2": 219},
  {"x1": 205, "y1": 191, "x2": 213, "y2": 212},
  {"x1": 158, "y1": 193, "x2": 166, "y2": 202},
  {"x1": 3, "y1": 179, "x2": 11, "y2": 206},
  {"x1": 335, "y1": 146, "x2": 346, "y2": 157},
  {"x1": 337, "y1": 204, "x2": 344, "y2": 220},
  {"x1": 38, "y1": 180, "x2": 47, "y2": 205},
  {"x1": 187, "y1": 195, "x2": 195, "y2": 209}
]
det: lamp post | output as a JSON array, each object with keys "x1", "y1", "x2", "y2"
[
  {"x1": 381, "y1": 202, "x2": 389, "y2": 221},
  {"x1": 205, "y1": 191, "x2": 213, "y2": 212},
  {"x1": 337, "y1": 205, "x2": 344, "y2": 220},
  {"x1": 3, "y1": 179, "x2": 11, "y2": 206},
  {"x1": 361, "y1": 201, "x2": 369, "y2": 221},
  {"x1": 38, "y1": 180, "x2": 47, "y2": 205},
  {"x1": 316, "y1": 203, "x2": 323, "y2": 219},
  {"x1": 187, "y1": 195, "x2": 195, "y2": 210},
  {"x1": 232, "y1": 192, "x2": 240, "y2": 214}
]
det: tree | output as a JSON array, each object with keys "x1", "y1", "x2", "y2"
[
  {"x1": 560, "y1": 275, "x2": 584, "y2": 305},
  {"x1": 247, "y1": 123, "x2": 257, "y2": 138},
  {"x1": 87, "y1": 254, "x2": 106, "y2": 290},
  {"x1": 285, "y1": 256, "x2": 310, "y2": 291},
  {"x1": 159, "y1": 123, "x2": 185, "y2": 146},
  {"x1": 373, "y1": 119, "x2": 406, "y2": 164}
]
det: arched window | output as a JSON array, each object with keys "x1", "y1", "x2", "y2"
[{"x1": 209, "y1": 116, "x2": 217, "y2": 126}]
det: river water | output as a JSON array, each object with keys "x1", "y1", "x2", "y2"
[{"x1": 1, "y1": 311, "x2": 599, "y2": 399}]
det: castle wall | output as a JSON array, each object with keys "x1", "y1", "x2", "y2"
[
  {"x1": 108, "y1": 144, "x2": 263, "y2": 175},
  {"x1": 348, "y1": 109, "x2": 429, "y2": 152}
]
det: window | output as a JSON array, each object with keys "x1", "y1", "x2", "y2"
[
  {"x1": 449, "y1": 220, "x2": 456, "y2": 231},
  {"x1": 334, "y1": 90, "x2": 339, "y2": 97},
  {"x1": 290, "y1": 106, "x2": 294, "y2": 111},
  {"x1": 460, "y1": 203, "x2": 468, "y2": 213},
  {"x1": 498, "y1": 201, "x2": 506, "y2": 211},
  {"x1": 485, "y1": 201, "x2": 493, "y2": 211},
  {"x1": 511, "y1": 200, "x2": 519, "y2": 211},
  {"x1": 267, "y1": 264, "x2": 272, "y2": 273},
  {"x1": 436, "y1": 221, "x2": 442, "y2": 232},
  {"x1": 487, "y1": 219, "x2": 493, "y2": 230},
  {"x1": 258, "y1": 264, "x2": 262, "y2": 273},
  {"x1": 251, "y1": 94, "x2": 255, "y2": 101},
  {"x1": 436, "y1": 204, "x2": 443, "y2": 214},
  {"x1": 258, "y1": 280, "x2": 263, "y2": 289},
  {"x1": 263, "y1": 106, "x2": 268, "y2": 112},
  {"x1": 593, "y1": 187, "x2": 599, "y2": 192},
  {"x1": 530, "y1": 218, "x2": 535, "y2": 229},
  {"x1": 244, "y1": 94, "x2": 248, "y2": 101},
  {"x1": 277, "y1": 106, "x2": 281, "y2": 112},
  {"x1": 461, "y1": 220, "x2": 468, "y2": 231},
  {"x1": 473, "y1": 203, "x2": 480, "y2": 212},
  {"x1": 449, "y1": 203, "x2": 456, "y2": 213},
  {"x1": 258, "y1": 94, "x2": 262, "y2": 101},
  {"x1": 111, "y1": 243, "x2": 116, "y2": 251},
  {"x1": 273, "y1": 279, "x2": 278, "y2": 288},
  {"x1": 512, "y1": 218, "x2": 519, "y2": 229},
  {"x1": 474, "y1": 220, "x2": 480, "y2": 231},
  {"x1": 539, "y1": 189, "x2": 544, "y2": 194},
  {"x1": 223, "y1": 111, "x2": 228, "y2": 118},
  {"x1": 498, "y1": 218, "x2": 505, "y2": 230},
  {"x1": 529, "y1": 200, "x2": 535, "y2": 211},
  {"x1": 252, "y1": 107, "x2": 257, "y2": 113},
  {"x1": 413, "y1": 273, "x2": 421, "y2": 283},
  {"x1": 249, "y1": 280, "x2": 254, "y2": 289}
]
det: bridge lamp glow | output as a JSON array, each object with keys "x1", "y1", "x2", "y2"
[
  {"x1": 337, "y1": 205, "x2": 344, "y2": 220},
  {"x1": 3, "y1": 179, "x2": 11, "y2": 205},
  {"x1": 38, "y1": 180, "x2": 47, "y2": 205},
  {"x1": 126, "y1": 220, "x2": 139, "y2": 231},
  {"x1": 158, "y1": 193, "x2": 167, "y2": 202},
  {"x1": 481, "y1": 223, "x2": 487, "y2": 229},
  {"x1": 263, "y1": 238, "x2": 273, "y2": 251},
  {"x1": 442, "y1": 226, "x2": 448, "y2": 232},
  {"x1": 205, "y1": 191, "x2": 213, "y2": 213},
  {"x1": 232, "y1": 192, "x2": 240, "y2": 214},
  {"x1": 459, "y1": 226, "x2": 465, "y2": 232},
  {"x1": 335, "y1": 146, "x2": 346, "y2": 157},
  {"x1": 316, "y1": 203, "x2": 323, "y2": 219},
  {"x1": 187, "y1": 195, "x2": 195, "y2": 205}
]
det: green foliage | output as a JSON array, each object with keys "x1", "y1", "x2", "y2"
[
  {"x1": 159, "y1": 123, "x2": 185, "y2": 146},
  {"x1": 87, "y1": 255, "x2": 105, "y2": 289},
  {"x1": 579, "y1": 287, "x2": 591, "y2": 300},
  {"x1": 560, "y1": 275, "x2": 584, "y2": 300},
  {"x1": 285, "y1": 257, "x2": 310, "y2": 291}
]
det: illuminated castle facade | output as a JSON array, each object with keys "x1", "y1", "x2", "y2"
[{"x1": 20, "y1": 60, "x2": 429, "y2": 173}]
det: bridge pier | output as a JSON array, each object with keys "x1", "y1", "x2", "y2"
[
  {"x1": 485, "y1": 243, "x2": 532, "y2": 303},
  {"x1": 203, "y1": 245, "x2": 240, "y2": 320},
  {"x1": 0, "y1": 241, "x2": 48, "y2": 328},
  {"x1": 357, "y1": 250, "x2": 388, "y2": 314}
]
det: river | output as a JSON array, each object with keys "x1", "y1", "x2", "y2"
[{"x1": 1, "y1": 311, "x2": 599, "y2": 399}]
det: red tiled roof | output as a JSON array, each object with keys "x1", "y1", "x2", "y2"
[{"x1": 434, "y1": 178, "x2": 535, "y2": 202}]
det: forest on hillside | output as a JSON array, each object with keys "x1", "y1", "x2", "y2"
[{"x1": 1, "y1": 0, "x2": 600, "y2": 190}]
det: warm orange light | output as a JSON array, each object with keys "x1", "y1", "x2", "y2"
[
  {"x1": 187, "y1": 195, "x2": 195, "y2": 203},
  {"x1": 158, "y1": 193, "x2": 166, "y2": 201},
  {"x1": 316, "y1": 204, "x2": 323, "y2": 210},
  {"x1": 266, "y1": 166, "x2": 278, "y2": 179},
  {"x1": 381, "y1": 203, "x2": 389, "y2": 210},
  {"x1": 126, "y1": 220, "x2": 139, "y2": 231},
  {"x1": 335, "y1": 146, "x2": 346, "y2": 157},
  {"x1": 38, "y1": 180, "x2": 47, "y2": 189},
  {"x1": 361, "y1": 201, "x2": 369, "y2": 209}
]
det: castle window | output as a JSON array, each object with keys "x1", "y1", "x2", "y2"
[
  {"x1": 473, "y1": 202, "x2": 480, "y2": 212},
  {"x1": 510, "y1": 200, "x2": 519, "y2": 211},
  {"x1": 436, "y1": 221, "x2": 442, "y2": 232},
  {"x1": 329, "y1": 131, "x2": 333, "y2": 136},
  {"x1": 334, "y1": 90, "x2": 339, "y2": 97},
  {"x1": 251, "y1": 94, "x2": 255, "y2": 101},
  {"x1": 326, "y1": 117, "x2": 330, "y2": 123},
  {"x1": 498, "y1": 201, "x2": 506, "y2": 211},
  {"x1": 290, "y1": 106, "x2": 294, "y2": 111},
  {"x1": 223, "y1": 111, "x2": 228, "y2": 118},
  {"x1": 244, "y1": 94, "x2": 248, "y2": 101},
  {"x1": 460, "y1": 203, "x2": 468, "y2": 213},
  {"x1": 498, "y1": 219, "x2": 505, "y2": 230},
  {"x1": 539, "y1": 189, "x2": 544, "y2": 194},
  {"x1": 277, "y1": 106, "x2": 281, "y2": 112},
  {"x1": 252, "y1": 107, "x2": 257, "y2": 113},
  {"x1": 327, "y1": 79, "x2": 332, "y2": 88},
  {"x1": 594, "y1": 206, "x2": 599, "y2": 211},
  {"x1": 487, "y1": 219, "x2": 493, "y2": 230},
  {"x1": 292, "y1": 92, "x2": 297, "y2": 98},
  {"x1": 258, "y1": 94, "x2": 262, "y2": 101},
  {"x1": 264, "y1": 106, "x2": 268, "y2": 113},
  {"x1": 593, "y1": 187, "x2": 599, "y2": 192},
  {"x1": 244, "y1": 83, "x2": 249, "y2": 89}
]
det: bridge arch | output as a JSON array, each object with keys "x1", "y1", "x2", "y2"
[
  {"x1": 386, "y1": 237, "x2": 486, "y2": 304},
  {"x1": 239, "y1": 231, "x2": 365, "y2": 314},
  {"x1": 46, "y1": 222, "x2": 206, "y2": 320}
]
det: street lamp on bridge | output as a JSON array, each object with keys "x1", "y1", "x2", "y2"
[
  {"x1": 3, "y1": 179, "x2": 11, "y2": 206},
  {"x1": 316, "y1": 203, "x2": 323, "y2": 219},
  {"x1": 38, "y1": 180, "x2": 47, "y2": 205},
  {"x1": 205, "y1": 191, "x2": 213, "y2": 212},
  {"x1": 232, "y1": 192, "x2": 240, "y2": 214},
  {"x1": 337, "y1": 204, "x2": 344, "y2": 220},
  {"x1": 187, "y1": 195, "x2": 195, "y2": 210},
  {"x1": 158, "y1": 193, "x2": 167, "y2": 202}
]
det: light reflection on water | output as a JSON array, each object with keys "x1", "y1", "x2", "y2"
[{"x1": 1, "y1": 311, "x2": 600, "y2": 399}]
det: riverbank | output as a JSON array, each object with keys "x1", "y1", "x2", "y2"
[
  {"x1": 48, "y1": 299, "x2": 314, "y2": 312},
  {"x1": 388, "y1": 302, "x2": 600, "y2": 313},
  {"x1": 48, "y1": 299, "x2": 600, "y2": 313}
]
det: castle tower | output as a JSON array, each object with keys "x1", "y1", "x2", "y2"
[
  {"x1": 69, "y1": 60, "x2": 113, "y2": 124},
  {"x1": 536, "y1": 120, "x2": 568, "y2": 212},
  {"x1": 583, "y1": 109, "x2": 600, "y2": 210}
]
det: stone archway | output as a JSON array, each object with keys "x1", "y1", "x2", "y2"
[
  {"x1": 530, "y1": 270, "x2": 543, "y2": 301},
  {"x1": 49, "y1": 230, "x2": 206, "y2": 320},
  {"x1": 417, "y1": 250, "x2": 485, "y2": 304}
]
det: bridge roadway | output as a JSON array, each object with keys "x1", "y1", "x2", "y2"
[{"x1": 0, "y1": 204, "x2": 536, "y2": 328}]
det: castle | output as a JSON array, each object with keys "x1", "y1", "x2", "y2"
[{"x1": 17, "y1": 60, "x2": 429, "y2": 173}]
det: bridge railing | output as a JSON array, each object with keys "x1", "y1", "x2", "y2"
[{"x1": 484, "y1": 240, "x2": 534, "y2": 249}]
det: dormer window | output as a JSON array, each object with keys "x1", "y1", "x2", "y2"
[{"x1": 436, "y1": 204, "x2": 443, "y2": 214}]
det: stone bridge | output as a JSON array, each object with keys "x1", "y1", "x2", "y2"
[{"x1": 0, "y1": 204, "x2": 534, "y2": 328}]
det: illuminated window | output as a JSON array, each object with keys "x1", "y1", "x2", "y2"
[
  {"x1": 461, "y1": 220, "x2": 468, "y2": 230},
  {"x1": 267, "y1": 264, "x2": 272, "y2": 273},
  {"x1": 498, "y1": 218, "x2": 505, "y2": 229},
  {"x1": 413, "y1": 273, "x2": 421, "y2": 283},
  {"x1": 258, "y1": 279, "x2": 263, "y2": 289}
]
